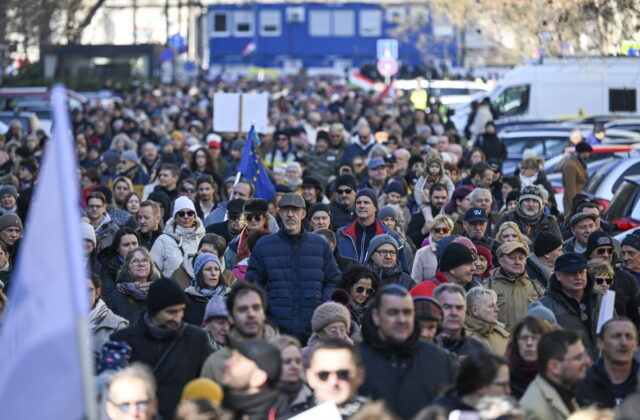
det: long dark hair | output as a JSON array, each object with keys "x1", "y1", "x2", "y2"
[
  {"x1": 336, "y1": 264, "x2": 380, "y2": 298},
  {"x1": 189, "y1": 147, "x2": 218, "y2": 175}
]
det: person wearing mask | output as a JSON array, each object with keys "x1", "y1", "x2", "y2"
[
  {"x1": 433, "y1": 283, "x2": 485, "y2": 362},
  {"x1": 576, "y1": 317, "x2": 639, "y2": 408},
  {"x1": 246, "y1": 193, "x2": 340, "y2": 343},
  {"x1": 495, "y1": 185, "x2": 561, "y2": 242},
  {"x1": 540, "y1": 253, "x2": 601, "y2": 360},
  {"x1": 520, "y1": 330, "x2": 590, "y2": 420},
  {"x1": 105, "y1": 247, "x2": 161, "y2": 323},
  {"x1": 562, "y1": 142, "x2": 592, "y2": 213},
  {"x1": 221, "y1": 338, "x2": 289, "y2": 418},
  {"x1": 358, "y1": 285, "x2": 456, "y2": 419},
  {"x1": 201, "y1": 281, "x2": 280, "y2": 383},
  {"x1": 507, "y1": 315, "x2": 553, "y2": 399},
  {"x1": 336, "y1": 188, "x2": 407, "y2": 271},
  {"x1": 151, "y1": 196, "x2": 206, "y2": 278},
  {"x1": 526, "y1": 231, "x2": 563, "y2": 288},
  {"x1": 464, "y1": 287, "x2": 510, "y2": 355},
  {"x1": 563, "y1": 213, "x2": 598, "y2": 254},
  {"x1": 330, "y1": 175, "x2": 357, "y2": 230},
  {"x1": 110, "y1": 278, "x2": 210, "y2": 419},
  {"x1": 486, "y1": 242, "x2": 544, "y2": 332},
  {"x1": 366, "y1": 234, "x2": 417, "y2": 290},
  {"x1": 434, "y1": 350, "x2": 511, "y2": 415}
]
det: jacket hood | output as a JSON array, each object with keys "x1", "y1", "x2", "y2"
[
  {"x1": 350, "y1": 133, "x2": 376, "y2": 150},
  {"x1": 465, "y1": 314, "x2": 509, "y2": 338},
  {"x1": 361, "y1": 302, "x2": 420, "y2": 358}
]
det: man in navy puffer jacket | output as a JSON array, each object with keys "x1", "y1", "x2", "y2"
[{"x1": 246, "y1": 193, "x2": 341, "y2": 343}]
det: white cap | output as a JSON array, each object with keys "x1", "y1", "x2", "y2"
[{"x1": 173, "y1": 196, "x2": 196, "y2": 218}]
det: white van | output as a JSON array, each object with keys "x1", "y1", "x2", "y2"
[{"x1": 490, "y1": 57, "x2": 640, "y2": 121}]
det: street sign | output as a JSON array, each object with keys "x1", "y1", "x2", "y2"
[
  {"x1": 377, "y1": 39, "x2": 398, "y2": 59},
  {"x1": 377, "y1": 57, "x2": 398, "y2": 77}
]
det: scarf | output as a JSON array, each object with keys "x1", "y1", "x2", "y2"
[
  {"x1": 506, "y1": 344, "x2": 539, "y2": 388},
  {"x1": 515, "y1": 202, "x2": 544, "y2": 225},
  {"x1": 142, "y1": 312, "x2": 184, "y2": 340},
  {"x1": 519, "y1": 173, "x2": 538, "y2": 187},
  {"x1": 185, "y1": 283, "x2": 227, "y2": 299},
  {"x1": 116, "y1": 281, "x2": 152, "y2": 301},
  {"x1": 88, "y1": 299, "x2": 109, "y2": 332},
  {"x1": 277, "y1": 381, "x2": 303, "y2": 404}
]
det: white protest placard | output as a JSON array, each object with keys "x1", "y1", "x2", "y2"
[
  {"x1": 596, "y1": 290, "x2": 616, "y2": 334},
  {"x1": 290, "y1": 401, "x2": 342, "y2": 420},
  {"x1": 213, "y1": 93, "x2": 241, "y2": 133},
  {"x1": 241, "y1": 93, "x2": 269, "y2": 133},
  {"x1": 213, "y1": 92, "x2": 269, "y2": 133}
]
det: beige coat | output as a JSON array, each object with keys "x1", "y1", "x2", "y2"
[
  {"x1": 464, "y1": 315, "x2": 510, "y2": 356},
  {"x1": 485, "y1": 268, "x2": 544, "y2": 333},
  {"x1": 520, "y1": 374, "x2": 576, "y2": 420}
]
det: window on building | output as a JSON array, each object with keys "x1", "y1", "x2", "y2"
[
  {"x1": 385, "y1": 7, "x2": 405, "y2": 23},
  {"x1": 211, "y1": 12, "x2": 229, "y2": 37},
  {"x1": 610, "y1": 89, "x2": 637, "y2": 112},
  {"x1": 360, "y1": 10, "x2": 382, "y2": 37},
  {"x1": 260, "y1": 10, "x2": 281, "y2": 37},
  {"x1": 233, "y1": 10, "x2": 254, "y2": 37},
  {"x1": 309, "y1": 10, "x2": 331, "y2": 36},
  {"x1": 333, "y1": 10, "x2": 354, "y2": 36}
]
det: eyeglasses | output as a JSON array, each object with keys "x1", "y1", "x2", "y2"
[
  {"x1": 375, "y1": 249, "x2": 397, "y2": 257},
  {"x1": 245, "y1": 214, "x2": 263, "y2": 222},
  {"x1": 176, "y1": 210, "x2": 195, "y2": 218},
  {"x1": 182, "y1": 187, "x2": 196, "y2": 193},
  {"x1": 87, "y1": 204, "x2": 103, "y2": 209},
  {"x1": 596, "y1": 247, "x2": 614, "y2": 256},
  {"x1": 432, "y1": 227, "x2": 450, "y2": 234},
  {"x1": 315, "y1": 370, "x2": 352, "y2": 382},
  {"x1": 337, "y1": 188, "x2": 353, "y2": 195},
  {"x1": 109, "y1": 399, "x2": 152, "y2": 413},
  {"x1": 354, "y1": 286, "x2": 375, "y2": 295},
  {"x1": 595, "y1": 277, "x2": 613, "y2": 285},
  {"x1": 130, "y1": 258, "x2": 150, "y2": 266}
]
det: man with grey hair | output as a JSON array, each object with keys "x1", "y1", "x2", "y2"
[
  {"x1": 433, "y1": 283, "x2": 484, "y2": 362},
  {"x1": 105, "y1": 363, "x2": 158, "y2": 420}
]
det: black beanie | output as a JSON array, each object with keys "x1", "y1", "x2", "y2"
[
  {"x1": 232, "y1": 339, "x2": 281, "y2": 386},
  {"x1": 584, "y1": 230, "x2": 614, "y2": 257},
  {"x1": 335, "y1": 174, "x2": 357, "y2": 191},
  {"x1": 356, "y1": 188, "x2": 379, "y2": 210},
  {"x1": 533, "y1": 232, "x2": 563, "y2": 257},
  {"x1": 622, "y1": 231, "x2": 640, "y2": 251},
  {"x1": 439, "y1": 242, "x2": 475, "y2": 272},
  {"x1": 147, "y1": 277, "x2": 187, "y2": 316}
]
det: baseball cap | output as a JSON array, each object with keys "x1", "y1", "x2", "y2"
[
  {"x1": 464, "y1": 207, "x2": 489, "y2": 223},
  {"x1": 555, "y1": 253, "x2": 589, "y2": 272}
]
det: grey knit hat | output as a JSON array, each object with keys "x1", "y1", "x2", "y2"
[
  {"x1": 378, "y1": 205, "x2": 398, "y2": 221},
  {"x1": 366, "y1": 234, "x2": 398, "y2": 261}
]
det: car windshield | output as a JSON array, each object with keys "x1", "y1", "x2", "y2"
[{"x1": 605, "y1": 180, "x2": 640, "y2": 223}]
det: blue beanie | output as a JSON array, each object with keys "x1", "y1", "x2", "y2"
[{"x1": 193, "y1": 253, "x2": 222, "y2": 278}]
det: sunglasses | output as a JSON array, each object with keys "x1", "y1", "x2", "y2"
[
  {"x1": 337, "y1": 188, "x2": 353, "y2": 195},
  {"x1": 182, "y1": 187, "x2": 196, "y2": 193},
  {"x1": 109, "y1": 399, "x2": 151, "y2": 413},
  {"x1": 176, "y1": 210, "x2": 195, "y2": 218},
  {"x1": 354, "y1": 286, "x2": 375, "y2": 295},
  {"x1": 432, "y1": 227, "x2": 450, "y2": 234},
  {"x1": 245, "y1": 214, "x2": 263, "y2": 221},
  {"x1": 315, "y1": 369, "x2": 352, "y2": 382},
  {"x1": 596, "y1": 247, "x2": 614, "y2": 256},
  {"x1": 228, "y1": 213, "x2": 242, "y2": 221},
  {"x1": 595, "y1": 277, "x2": 613, "y2": 285}
]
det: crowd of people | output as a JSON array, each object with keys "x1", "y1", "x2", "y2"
[{"x1": 1, "y1": 76, "x2": 640, "y2": 420}]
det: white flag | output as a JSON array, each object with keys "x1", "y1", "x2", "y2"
[{"x1": 0, "y1": 85, "x2": 95, "y2": 419}]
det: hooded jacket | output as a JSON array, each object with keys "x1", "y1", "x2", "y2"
[
  {"x1": 539, "y1": 273, "x2": 601, "y2": 360},
  {"x1": 485, "y1": 268, "x2": 544, "y2": 333},
  {"x1": 357, "y1": 308, "x2": 456, "y2": 419},
  {"x1": 464, "y1": 315, "x2": 510, "y2": 355},
  {"x1": 342, "y1": 134, "x2": 376, "y2": 163},
  {"x1": 150, "y1": 216, "x2": 206, "y2": 277}
]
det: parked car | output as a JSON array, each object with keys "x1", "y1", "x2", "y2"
[
  {"x1": 604, "y1": 176, "x2": 640, "y2": 234},
  {"x1": 585, "y1": 156, "x2": 640, "y2": 213}
]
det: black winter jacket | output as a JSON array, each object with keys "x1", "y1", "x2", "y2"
[
  {"x1": 110, "y1": 316, "x2": 210, "y2": 420},
  {"x1": 358, "y1": 309, "x2": 456, "y2": 419},
  {"x1": 576, "y1": 358, "x2": 639, "y2": 408}
]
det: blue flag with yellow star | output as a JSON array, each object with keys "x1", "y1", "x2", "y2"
[{"x1": 238, "y1": 126, "x2": 275, "y2": 201}]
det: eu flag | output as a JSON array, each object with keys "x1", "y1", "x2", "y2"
[{"x1": 238, "y1": 126, "x2": 276, "y2": 201}]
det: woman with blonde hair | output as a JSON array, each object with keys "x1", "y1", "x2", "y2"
[
  {"x1": 493, "y1": 221, "x2": 531, "y2": 260},
  {"x1": 411, "y1": 214, "x2": 454, "y2": 282},
  {"x1": 464, "y1": 287, "x2": 510, "y2": 355},
  {"x1": 111, "y1": 176, "x2": 134, "y2": 209}
]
